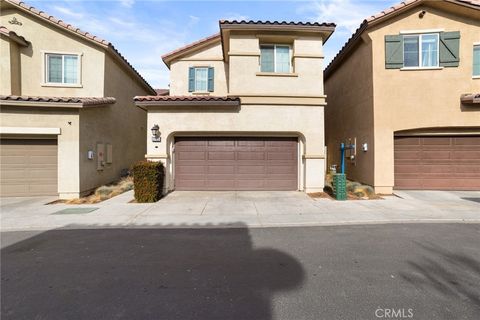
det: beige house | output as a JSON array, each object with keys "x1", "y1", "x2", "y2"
[
  {"x1": 325, "y1": 0, "x2": 480, "y2": 193},
  {"x1": 135, "y1": 21, "x2": 335, "y2": 193},
  {"x1": 0, "y1": 0, "x2": 156, "y2": 198}
]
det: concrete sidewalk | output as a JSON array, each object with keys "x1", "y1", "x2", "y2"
[{"x1": 1, "y1": 190, "x2": 479, "y2": 231}]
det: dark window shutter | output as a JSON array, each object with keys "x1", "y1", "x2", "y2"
[
  {"x1": 207, "y1": 67, "x2": 214, "y2": 92},
  {"x1": 439, "y1": 31, "x2": 460, "y2": 67},
  {"x1": 385, "y1": 35, "x2": 404, "y2": 69},
  {"x1": 188, "y1": 67, "x2": 195, "y2": 92}
]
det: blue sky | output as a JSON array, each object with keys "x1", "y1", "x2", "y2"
[{"x1": 28, "y1": 0, "x2": 398, "y2": 88}]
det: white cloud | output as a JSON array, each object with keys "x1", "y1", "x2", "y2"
[
  {"x1": 119, "y1": 0, "x2": 135, "y2": 8},
  {"x1": 52, "y1": 6, "x2": 83, "y2": 19},
  {"x1": 298, "y1": 0, "x2": 377, "y2": 33}
]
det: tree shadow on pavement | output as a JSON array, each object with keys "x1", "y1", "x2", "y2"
[
  {"x1": 399, "y1": 241, "x2": 480, "y2": 309},
  {"x1": 1, "y1": 223, "x2": 305, "y2": 320}
]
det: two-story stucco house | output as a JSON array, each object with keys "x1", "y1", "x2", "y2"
[
  {"x1": 0, "y1": 0, "x2": 156, "y2": 198},
  {"x1": 325, "y1": 0, "x2": 480, "y2": 193},
  {"x1": 135, "y1": 20, "x2": 335, "y2": 193}
]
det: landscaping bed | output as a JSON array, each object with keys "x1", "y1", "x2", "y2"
[
  {"x1": 51, "y1": 176, "x2": 134, "y2": 204},
  {"x1": 310, "y1": 174, "x2": 383, "y2": 200}
]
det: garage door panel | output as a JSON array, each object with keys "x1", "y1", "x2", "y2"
[
  {"x1": 237, "y1": 151, "x2": 265, "y2": 160},
  {"x1": 175, "y1": 137, "x2": 297, "y2": 190},
  {"x1": 1, "y1": 139, "x2": 58, "y2": 196},
  {"x1": 208, "y1": 152, "x2": 235, "y2": 160},
  {"x1": 394, "y1": 136, "x2": 480, "y2": 190},
  {"x1": 177, "y1": 151, "x2": 205, "y2": 161}
]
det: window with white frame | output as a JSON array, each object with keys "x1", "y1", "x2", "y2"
[
  {"x1": 473, "y1": 45, "x2": 480, "y2": 77},
  {"x1": 194, "y1": 67, "x2": 208, "y2": 92},
  {"x1": 403, "y1": 33, "x2": 439, "y2": 68},
  {"x1": 45, "y1": 53, "x2": 80, "y2": 84},
  {"x1": 260, "y1": 44, "x2": 291, "y2": 73}
]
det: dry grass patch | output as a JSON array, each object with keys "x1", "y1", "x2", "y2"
[{"x1": 52, "y1": 177, "x2": 134, "y2": 204}]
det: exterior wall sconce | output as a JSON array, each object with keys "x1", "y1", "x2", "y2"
[{"x1": 151, "y1": 124, "x2": 161, "y2": 142}]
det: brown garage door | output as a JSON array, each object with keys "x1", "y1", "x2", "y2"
[
  {"x1": 175, "y1": 137, "x2": 298, "y2": 190},
  {"x1": 0, "y1": 139, "x2": 58, "y2": 196},
  {"x1": 394, "y1": 136, "x2": 480, "y2": 190}
]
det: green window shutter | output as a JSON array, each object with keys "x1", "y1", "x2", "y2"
[
  {"x1": 207, "y1": 67, "x2": 214, "y2": 92},
  {"x1": 188, "y1": 67, "x2": 195, "y2": 92},
  {"x1": 439, "y1": 31, "x2": 460, "y2": 67},
  {"x1": 385, "y1": 35, "x2": 404, "y2": 69}
]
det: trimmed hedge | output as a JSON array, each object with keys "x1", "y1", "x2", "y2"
[{"x1": 132, "y1": 161, "x2": 165, "y2": 203}]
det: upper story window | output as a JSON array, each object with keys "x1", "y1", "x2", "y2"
[
  {"x1": 45, "y1": 53, "x2": 81, "y2": 85},
  {"x1": 403, "y1": 33, "x2": 439, "y2": 68},
  {"x1": 473, "y1": 45, "x2": 480, "y2": 77},
  {"x1": 385, "y1": 31, "x2": 459, "y2": 70},
  {"x1": 188, "y1": 67, "x2": 214, "y2": 92},
  {"x1": 260, "y1": 44, "x2": 291, "y2": 73}
]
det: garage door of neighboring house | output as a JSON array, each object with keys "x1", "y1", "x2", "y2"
[
  {"x1": 174, "y1": 137, "x2": 298, "y2": 190},
  {"x1": 0, "y1": 139, "x2": 58, "y2": 196},
  {"x1": 394, "y1": 136, "x2": 480, "y2": 190}
]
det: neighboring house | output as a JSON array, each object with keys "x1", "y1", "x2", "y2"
[
  {"x1": 324, "y1": 0, "x2": 480, "y2": 193},
  {"x1": 135, "y1": 21, "x2": 335, "y2": 192},
  {"x1": 0, "y1": 0, "x2": 156, "y2": 198}
]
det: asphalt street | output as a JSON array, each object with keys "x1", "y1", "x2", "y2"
[{"x1": 1, "y1": 223, "x2": 479, "y2": 320}]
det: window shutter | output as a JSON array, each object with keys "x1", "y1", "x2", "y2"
[
  {"x1": 385, "y1": 35, "x2": 403, "y2": 69},
  {"x1": 207, "y1": 67, "x2": 214, "y2": 92},
  {"x1": 439, "y1": 31, "x2": 460, "y2": 67},
  {"x1": 188, "y1": 67, "x2": 195, "y2": 92}
]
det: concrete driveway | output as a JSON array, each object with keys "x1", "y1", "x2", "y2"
[{"x1": 1, "y1": 190, "x2": 479, "y2": 231}]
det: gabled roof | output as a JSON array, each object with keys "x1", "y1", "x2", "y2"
[
  {"x1": 161, "y1": 33, "x2": 221, "y2": 68},
  {"x1": 0, "y1": 95, "x2": 116, "y2": 107},
  {"x1": 0, "y1": 25, "x2": 28, "y2": 46},
  {"x1": 324, "y1": 0, "x2": 480, "y2": 79},
  {"x1": 2, "y1": 0, "x2": 155, "y2": 94}
]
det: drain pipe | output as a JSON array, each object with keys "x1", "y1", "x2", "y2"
[{"x1": 340, "y1": 143, "x2": 345, "y2": 174}]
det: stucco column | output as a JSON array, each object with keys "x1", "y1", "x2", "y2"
[
  {"x1": 373, "y1": 129, "x2": 394, "y2": 194},
  {"x1": 304, "y1": 156, "x2": 326, "y2": 193}
]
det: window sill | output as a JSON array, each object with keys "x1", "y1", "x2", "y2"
[
  {"x1": 400, "y1": 67, "x2": 444, "y2": 71},
  {"x1": 473, "y1": 76, "x2": 480, "y2": 79},
  {"x1": 41, "y1": 83, "x2": 83, "y2": 88},
  {"x1": 192, "y1": 92, "x2": 210, "y2": 95},
  {"x1": 256, "y1": 72, "x2": 298, "y2": 77}
]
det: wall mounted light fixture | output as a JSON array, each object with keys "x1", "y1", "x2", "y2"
[{"x1": 151, "y1": 124, "x2": 161, "y2": 142}]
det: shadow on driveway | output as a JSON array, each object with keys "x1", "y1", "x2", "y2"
[
  {"x1": 400, "y1": 241, "x2": 480, "y2": 309},
  {"x1": 1, "y1": 223, "x2": 304, "y2": 320}
]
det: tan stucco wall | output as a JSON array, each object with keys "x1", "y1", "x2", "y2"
[
  {"x1": 0, "y1": 106, "x2": 80, "y2": 197},
  {"x1": 78, "y1": 55, "x2": 148, "y2": 194},
  {"x1": 0, "y1": 8, "x2": 105, "y2": 97},
  {"x1": 228, "y1": 32, "x2": 325, "y2": 97},
  {"x1": 325, "y1": 3, "x2": 480, "y2": 194},
  {"x1": 146, "y1": 104, "x2": 326, "y2": 193},
  {"x1": 0, "y1": 36, "x2": 12, "y2": 95},
  {"x1": 169, "y1": 42, "x2": 228, "y2": 95},
  {"x1": 371, "y1": 4, "x2": 480, "y2": 192},
  {"x1": 324, "y1": 36, "x2": 375, "y2": 186}
]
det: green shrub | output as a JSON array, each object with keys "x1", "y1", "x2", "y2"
[{"x1": 131, "y1": 161, "x2": 165, "y2": 203}]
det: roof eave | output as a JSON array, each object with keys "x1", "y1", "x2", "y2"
[{"x1": 135, "y1": 100, "x2": 241, "y2": 107}]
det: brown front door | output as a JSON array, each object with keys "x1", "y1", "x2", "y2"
[
  {"x1": 0, "y1": 139, "x2": 58, "y2": 196},
  {"x1": 174, "y1": 137, "x2": 298, "y2": 191},
  {"x1": 394, "y1": 136, "x2": 480, "y2": 190}
]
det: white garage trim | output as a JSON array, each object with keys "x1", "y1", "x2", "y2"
[{"x1": 0, "y1": 127, "x2": 61, "y2": 135}]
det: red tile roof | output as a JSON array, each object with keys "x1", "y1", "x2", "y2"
[
  {"x1": 0, "y1": 25, "x2": 28, "y2": 45},
  {"x1": 4, "y1": 0, "x2": 155, "y2": 94},
  {"x1": 219, "y1": 20, "x2": 336, "y2": 28},
  {"x1": 0, "y1": 95, "x2": 116, "y2": 106},
  {"x1": 161, "y1": 33, "x2": 221, "y2": 65},
  {"x1": 325, "y1": 0, "x2": 480, "y2": 79},
  {"x1": 134, "y1": 95, "x2": 240, "y2": 103}
]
